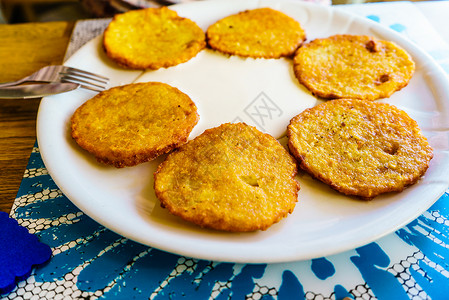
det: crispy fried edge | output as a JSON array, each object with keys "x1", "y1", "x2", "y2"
[
  {"x1": 154, "y1": 122, "x2": 300, "y2": 231},
  {"x1": 287, "y1": 99, "x2": 433, "y2": 199},
  {"x1": 103, "y1": 7, "x2": 206, "y2": 70},
  {"x1": 292, "y1": 34, "x2": 415, "y2": 100},
  {"x1": 206, "y1": 7, "x2": 306, "y2": 59},
  {"x1": 71, "y1": 82, "x2": 200, "y2": 168}
]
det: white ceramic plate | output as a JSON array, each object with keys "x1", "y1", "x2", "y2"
[{"x1": 37, "y1": 0, "x2": 449, "y2": 263}]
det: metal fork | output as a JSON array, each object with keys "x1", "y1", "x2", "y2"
[{"x1": 0, "y1": 65, "x2": 109, "y2": 92}]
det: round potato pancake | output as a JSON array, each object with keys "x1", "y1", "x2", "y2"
[
  {"x1": 293, "y1": 34, "x2": 415, "y2": 100},
  {"x1": 206, "y1": 8, "x2": 306, "y2": 58},
  {"x1": 103, "y1": 7, "x2": 206, "y2": 69},
  {"x1": 154, "y1": 123, "x2": 300, "y2": 232},
  {"x1": 287, "y1": 99, "x2": 433, "y2": 199},
  {"x1": 71, "y1": 82, "x2": 199, "y2": 168}
]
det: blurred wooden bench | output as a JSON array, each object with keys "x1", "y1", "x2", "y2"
[{"x1": 1, "y1": 0, "x2": 79, "y2": 22}]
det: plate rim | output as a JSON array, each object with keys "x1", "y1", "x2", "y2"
[{"x1": 36, "y1": 0, "x2": 449, "y2": 263}]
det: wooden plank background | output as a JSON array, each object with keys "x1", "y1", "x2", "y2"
[{"x1": 0, "y1": 21, "x2": 74, "y2": 213}]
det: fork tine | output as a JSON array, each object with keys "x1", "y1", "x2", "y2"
[
  {"x1": 62, "y1": 75, "x2": 107, "y2": 89},
  {"x1": 63, "y1": 67, "x2": 109, "y2": 83},
  {"x1": 0, "y1": 65, "x2": 110, "y2": 90},
  {"x1": 61, "y1": 77, "x2": 106, "y2": 93},
  {"x1": 60, "y1": 66, "x2": 109, "y2": 92}
]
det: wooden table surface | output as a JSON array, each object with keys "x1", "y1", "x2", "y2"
[{"x1": 0, "y1": 21, "x2": 74, "y2": 213}]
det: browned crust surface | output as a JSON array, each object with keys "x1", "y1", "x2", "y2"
[
  {"x1": 71, "y1": 82, "x2": 199, "y2": 168},
  {"x1": 206, "y1": 7, "x2": 306, "y2": 58},
  {"x1": 103, "y1": 7, "x2": 206, "y2": 69},
  {"x1": 293, "y1": 34, "x2": 415, "y2": 100},
  {"x1": 287, "y1": 99, "x2": 433, "y2": 199},
  {"x1": 154, "y1": 122, "x2": 300, "y2": 232}
]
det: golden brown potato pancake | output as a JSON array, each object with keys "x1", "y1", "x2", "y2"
[
  {"x1": 287, "y1": 99, "x2": 433, "y2": 199},
  {"x1": 293, "y1": 34, "x2": 415, "y2": 100},
  {"x1": 71, "y1": 82, "x2": 199, "y2": 168},
  {"x1": 206, "y1": 8, "x2": 306, "y2": 58},
  {"x1": 103, "y1": 7, "x2": 206, "y2": 69},
  {"x1": 154, "y1": 122, "x2": 300, "y2": 232}
]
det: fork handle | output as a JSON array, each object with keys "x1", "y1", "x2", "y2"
[{"x1": 0, "y1": 78, "x2": 27, "y2": 88}]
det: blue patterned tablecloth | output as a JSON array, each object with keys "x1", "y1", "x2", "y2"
[
  {"x1": 5, "y1": 2, "x2": 449, "y2": 299},
  {"x1": 7, "y1": 145, "x2": 449, "y2": 300}
]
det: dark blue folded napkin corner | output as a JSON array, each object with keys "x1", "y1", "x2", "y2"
[{"x1": 0, "y1": 211, "x2": 52, "y2": 295}]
